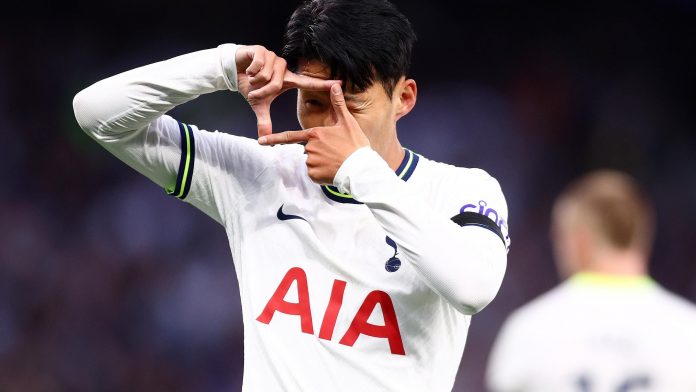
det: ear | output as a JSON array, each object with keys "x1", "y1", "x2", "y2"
[
  {"x1": 551, "y1": 219, "x2": 577, "y2": 279},
  {"x1": 394, "y1": 78, "x2": 417, "y2": 122},
  {"x1": 574, "y1": 225, "x2": 596, "y2": 271}
]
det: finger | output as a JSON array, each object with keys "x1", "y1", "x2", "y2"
[
  {"x1": 248, "y1": 58, "x2": 286, "y2": 101},
  {"x1": 253, "y1": 103, "x2": 273, "y2": 137},
  {"x1": 329, "y1": 83, "x2": 351, "y2": 122},
  {"x1": 284, "y1": 71, "x2": 341, "y2": 91},
  {"x1": 259, "y1": 130, "x2": 311, "y2": 146},
  {"x1": 236, "y1": 46, "x2": 255, "y2": 70},
  {"x1": 245, "y1": 46, "x2": 267, "y2": 77},
  {"x1": 249, "y1": 51, "x2": 276, "y2": 86}
]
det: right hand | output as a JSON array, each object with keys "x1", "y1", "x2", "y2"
[{"x1": 235, "y1": 45, "x2": 339, "y2": 137}]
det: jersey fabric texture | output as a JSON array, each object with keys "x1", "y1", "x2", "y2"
[
  {"x1": 486, "y1": 273, "x2": 696, "y2": 392},
  {"x1": 73, "y1": 44, "x2": 510, "y2": 391}
]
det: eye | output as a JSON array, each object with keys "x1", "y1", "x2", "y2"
[{"x1": 304, "y1": 99, "x2": 324, "y2": 110}]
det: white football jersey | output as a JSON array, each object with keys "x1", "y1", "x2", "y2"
[
  {"x1": 73, "y1": 44, "x2": 511, "y2": 391},
  {"x1": 486, "y1": 273, "x2": 696, "y2": 392}
]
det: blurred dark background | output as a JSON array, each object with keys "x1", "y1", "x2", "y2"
[{"x1": 1, "y1": 0, "x2": 695, "y2": 390}]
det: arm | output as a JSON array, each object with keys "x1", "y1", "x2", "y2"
[
  {"x1": 486, "y1": 314, "x2": 529, "y2": 392},
  {"x1": 73, "y1": 44, "x2": 240, "y2": 140},
  {"x1": 73, "y1": 44, "x2": 254, "y2": 223},
  {"x1": 335, "y1": 148, "x2": 507, "y2": 314},
  {"x1": 73, "y1": 44, "x2": 335, "y2": 222}
]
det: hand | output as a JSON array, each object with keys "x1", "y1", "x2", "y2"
[
  {"x1": 235, "y1": 45, "x2": 338, "y2": 137},
  {"x1": 258, "y1": 84, "x2": 370, "y2": 184}
]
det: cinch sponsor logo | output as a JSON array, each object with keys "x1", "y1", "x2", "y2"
[
  {"x1": 460, "y1": 200, "x2": 510, "y2": 243},
  {"x1": 256, "y1": 267, "x2": 406, "y2": 355}
]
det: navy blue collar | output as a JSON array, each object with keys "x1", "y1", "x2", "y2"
[{"x1": 321, "y1": 148, "x2": 419, "y2": 204}]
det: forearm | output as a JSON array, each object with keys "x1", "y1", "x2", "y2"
[
  {"x1": 335, "y1": 147, "x2": 507, "y2": 315},
  {"x1": 73, "y1": 44, "x2": 239, "y2": 136}
]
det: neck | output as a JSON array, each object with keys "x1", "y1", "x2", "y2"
[
  {"x1": 585, "y1": 248, "x2": 648, "y2": 277},
  {"x1": 374, "y1": 136, "x2": 405, "y2": 171}
]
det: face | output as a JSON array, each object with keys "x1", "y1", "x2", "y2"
[{"x1": 295, "y1": 60, "x2": 415, "y2": 154}]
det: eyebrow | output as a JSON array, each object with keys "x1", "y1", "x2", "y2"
[
  {"x1": 303, "y1": 91, "x2": 363, "y2": 103},
  {"x1": 344, "y1": 95, "x2": 361, "y2": 103}
]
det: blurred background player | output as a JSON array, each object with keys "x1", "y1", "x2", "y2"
[{"x1": 486, "y1": 170, "x2": 696, "y2": 392}]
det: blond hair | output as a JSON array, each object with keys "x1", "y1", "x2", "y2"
[{"x1": 554, "y1": 170, "x2": 655, "y2": 254}]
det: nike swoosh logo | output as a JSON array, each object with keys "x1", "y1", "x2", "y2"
[{"x1": 277, "y1": 204, "x2": 308, "y2": 222}]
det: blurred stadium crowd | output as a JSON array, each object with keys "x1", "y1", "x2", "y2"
[{"x1": 1, "y1": 1, "x2": 695, "y2": 390}]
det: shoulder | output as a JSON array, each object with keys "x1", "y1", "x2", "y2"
[
  {"x1": 652, "y1": 285, "x2": 696, "y2": 324},
  {"x1": 416, "y1": 155, "x2": 506, "y2": 209},
  {"x1": 413, "y1": 154, "x2": 499, "y2": 185},
  {"x1": 501, "y1": 284, "x2": 572, "y2": 333},
  {"x1": 487, "y1": 285, "x2": 570, "y2": 386},
  {"x1": 412, "y1": 154, "x2": 510, "y2": 246}
]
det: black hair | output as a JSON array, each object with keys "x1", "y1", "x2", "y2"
[{"x1": 283, "y1": 0, "x2": 416, "y2": 96}]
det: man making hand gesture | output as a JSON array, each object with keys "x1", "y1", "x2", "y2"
[{"x1": 73, "y1": 0, "x2": 511, "y2": 390}]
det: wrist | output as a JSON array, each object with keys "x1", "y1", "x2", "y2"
[{"x1": 218, "y1": 43, "x2": 240, "y2": 92}]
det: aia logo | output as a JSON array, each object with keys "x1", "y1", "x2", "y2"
[{"x1": 256, "y1": 267, "x2": 406, "y2": 355}]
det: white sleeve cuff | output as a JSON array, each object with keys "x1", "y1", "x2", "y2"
[
  {"x1": 217, "y1": 43, "x2": 240, "y2": 92},
  {"x1": 333, "y1": 146, "x2": 397, "y2": 196}
]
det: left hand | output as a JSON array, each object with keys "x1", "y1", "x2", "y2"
[
  {"x1": 235, "y1": 45, "x2": 339, "y2": 137},
  {"x1": 258, "y1": 84, "x2": 370, "y2": 184}
]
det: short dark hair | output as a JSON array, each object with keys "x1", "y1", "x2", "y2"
[{"x1": 283, "y1": 0, "x2": 416, "y2": 96}]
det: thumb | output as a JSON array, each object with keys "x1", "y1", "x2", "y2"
[
  {"x1": 330, "y1": 83, "x2": 350, "y2": 122},
  {"x1": 253, "y1": 103, "x2": 273, "y2": 137}
]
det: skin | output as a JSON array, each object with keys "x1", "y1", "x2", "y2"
[
  {"x1": 234, "y1": 45, "x2": 339, "y2": 136},
  {"x1": 235, "y1": 45, "x2": 417, "y2": 185},
  {"x1": 551, "y1": 199, "x2": 648, "y2": 280}
]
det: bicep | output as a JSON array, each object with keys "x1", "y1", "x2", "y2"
[{"x1": 432, "y1": 169, "x2": 510, "y2": 313}]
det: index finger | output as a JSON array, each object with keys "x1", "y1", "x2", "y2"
[
  {"x1": 284, "y1": 71, "x2": 341, "y2": 91},
  {"x1": 258, "y1": 129, "x2": 311, "y2": 146}
]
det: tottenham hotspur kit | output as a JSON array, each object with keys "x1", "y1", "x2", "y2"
[
  {"x1": 73, "y1": 44, "x2": 511, "y2": 391},
  {"x1": 487, "y1": 273, "x2": 696, "y2": 392}
]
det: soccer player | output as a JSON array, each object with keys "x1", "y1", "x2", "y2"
[
  {"x1": 73, "y1": 0, "x2": 510, "y2": 390},
  {"x1": 486, "y1": 171, "x2": 696, "y2": 392}
]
